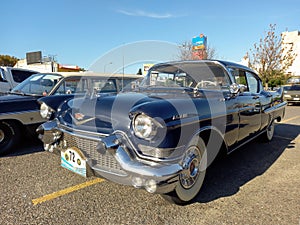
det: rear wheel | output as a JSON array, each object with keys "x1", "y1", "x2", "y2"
[
  {"x1": 261, "y1": 121, "x2": 275, "y2": 142},
  {"x1": 0, "y1": 121, "x2": 21, "y2": 155},
  {"x1": 161, "y1": 137, "x2": 206, "y2": 205}
]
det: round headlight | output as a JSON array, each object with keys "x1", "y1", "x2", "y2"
[
  {"x1": 40, "y1": 102, "x2": 54, "y2": 119},
  {"x1": 133, "y1": 114, "x2": 158, "y2": 140}
]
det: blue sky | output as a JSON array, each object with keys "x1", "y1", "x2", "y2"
[{"x1": 1, "y1": 0, "x2": 299, "y2": 72}]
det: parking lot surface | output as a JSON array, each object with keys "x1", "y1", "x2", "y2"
[{"x1": 1, "y1": 106, "x2": 299, "y2": 225}]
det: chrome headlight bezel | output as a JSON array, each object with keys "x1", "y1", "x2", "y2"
[
  {"x1": 132, "y1": 114, "x2": 160, "y2": 140},
  {"x1": 40, "y1": 102, "x2": 54, "y2": 119}
]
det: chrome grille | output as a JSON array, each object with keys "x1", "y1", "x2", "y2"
[{"x1": 62, "y1": 132, "x2": 126, "y2": 176}]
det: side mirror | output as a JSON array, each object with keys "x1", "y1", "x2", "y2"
[
  {"x1": 229, "y1": 83, "x2": 247, "y2": 95},
  {"x1": 239, "y1": 84, "x2": 248, "y2": 93},
  {"x1": 229, "y1": 83, "x2": 239, "y2": 95}
]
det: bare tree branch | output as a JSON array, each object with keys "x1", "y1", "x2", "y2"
[{"x1": 246, "y1": 24, "x2": 297, "y2": 87}]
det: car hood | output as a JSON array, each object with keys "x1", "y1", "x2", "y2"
[
  {"x1": 0, "y1": 94, "x2": 39, "y2": 114},
  {"x1": 57, "y1": 90, "x2": 225, "y2": 134},
  {"x1": 285, "y1": 90, "x2": 300, "y2": 95}
]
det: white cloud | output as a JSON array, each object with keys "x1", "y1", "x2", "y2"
[{"x1": 117, "y1": 9, "x2": 179, "y2": 19}]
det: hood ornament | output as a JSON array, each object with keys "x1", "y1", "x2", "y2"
[
  {"x1": 71, "y1": 113, "x2": 95, "y2": 126},
  {"x1": 75, "y1": 113, "x2": 85, "y2": 121}
]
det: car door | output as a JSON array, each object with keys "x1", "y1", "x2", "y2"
[{"x1": 232, "y1": 69, "x2": 262, "y2": 142}]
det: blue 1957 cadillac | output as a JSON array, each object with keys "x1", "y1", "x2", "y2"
[{"x1": 37, "y1": 60, "x2": 286, "y2": 204}]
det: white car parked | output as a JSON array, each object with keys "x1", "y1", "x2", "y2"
[{"x1": 0, "y1": 67, "x2": 38, "y2": 95}]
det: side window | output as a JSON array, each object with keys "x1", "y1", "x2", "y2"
[
  {"x1": 212, "y1": 66, "x2": 231, "y2": 89},
  {"x1": 54, "y1": 78, "x2": 85, "y2": 95},
  {"x1": 54, "y1": 81, "x2": 66, "y2": 94},
  {"x1": 245, "y1": 72, "x2": 259, "y2": 93},
  {"x1": 65, "y1": 79, "x2": 81, "y2": 94},
  {"x1": 0, "y1": 68, "x2": 7, "y2": 82},
  {"x1": 11, "y1": 69, "x2": 37, "y2": 83},
  {"x1": 231, "y1": 68, "x2": 260, "y2": 93},
  {"x1": 94, "y1": 79, "x2": 117, "y2": 93},
  {"x1": 122, "y1": 78, "x2": 140, "y2": 90},
  {"x1": 231, "y1": 68, "x2": 248, "y2": 88}
]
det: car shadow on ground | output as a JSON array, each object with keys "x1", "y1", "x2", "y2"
[
  {"x1": 2, "y1": 137, "x2": 44, "y2": 157},
  {"x1": 194, "y1": 123, "x2": 299, "y2": 203}
]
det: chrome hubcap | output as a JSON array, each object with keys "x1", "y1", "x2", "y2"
[
  {"x1": 0, "y1": 129, "x2": 4, "y2": 142},
  {"x1": 180, "y1": 146, "x2": 201, "y2": 189}
]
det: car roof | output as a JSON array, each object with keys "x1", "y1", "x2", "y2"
[
  {"x1": 0, "y1": 66, "x2": 39, "y2": 72},
  {"x1": 38, "y1": 72, "x2": 143, "y2": 79},
  {"x1": 150, "y1": 60, "x2": 255, "y2": 73}
]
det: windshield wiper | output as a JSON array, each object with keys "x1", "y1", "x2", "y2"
[
  {"x1": 140, "y1": 85, "x2": 167, "y2": 88},
  {"x1": 9, "y1": 90, "x2": 38, "y2": 96},
  {"x1": 9, "y1": 90, "x2": 26, "y2": 96}
]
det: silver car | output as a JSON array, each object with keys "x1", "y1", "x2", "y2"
[{"x1": 283, "y1": 84, "x2": 300, "y2": 105}]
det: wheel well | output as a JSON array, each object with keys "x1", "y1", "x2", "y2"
[
  {"x1": 0, "y1": 119, "x2": 24, "y2": 130},
  {"x1": 199, "y1": 128, "x2": 228, "y2": 164}
]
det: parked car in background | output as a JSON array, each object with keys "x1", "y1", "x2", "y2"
[
  {"x1": 0, "y1": 72, "x2": 141, "y2": 155},
  {"x1": 37, "y1": 60, "x2": 286, "y2": 204},
  {"x1": 37, "y1": 73, "x2": 141, "y2": 121},
  {"x1": 0, "y1": 66, "x2": 38, "y2": 95},
  {"x1": 283, "y1": 84, "x2": 300, "y2": 105},
  {"x1": 286, "y1": 76, "x2": 300, "y2": 84}
]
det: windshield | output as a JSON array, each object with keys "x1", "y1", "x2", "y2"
[
  {"x1": 287, "y1": 77, "x2": 300, "y2": 84},
  {"x1": 52, "y1": 77, "x2": 119, "y2": 95},
  {"x1": 140, "y1": 62, "x2": 230, "y2": 90},
  {"x1": 11, "y1": 73, "x2": 63, "y2": 96}
]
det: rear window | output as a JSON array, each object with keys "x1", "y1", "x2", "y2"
[{"x1": 11, "y1": 69, "x2": 38, "y2": 83}]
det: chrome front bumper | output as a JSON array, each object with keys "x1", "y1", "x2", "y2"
[{"x1": 37, "y1": 120, "x2": 182, "y2": 194}]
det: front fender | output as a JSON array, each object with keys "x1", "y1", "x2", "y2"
[{"x1": 38, "y1": 94, "x2": 75, "y2": 112}]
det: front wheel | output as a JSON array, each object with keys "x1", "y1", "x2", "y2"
[
  {"x1": 0, "y1": 121, "x2": 21, "y2": 155},
  {"x1": 161, "y1": 137, "x2": 207, "y2": 205}
]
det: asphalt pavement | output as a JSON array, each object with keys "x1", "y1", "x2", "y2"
[{"x1": 0, "y1": 106, "x2": 299, "y2": 225}]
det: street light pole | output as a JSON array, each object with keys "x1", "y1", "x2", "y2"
[{"x1": 104, "y1": 62, "x2": 112, "y2": 73}]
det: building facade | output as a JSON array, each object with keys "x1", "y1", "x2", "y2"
[
  {"x1": 14, "y1": 59, "x2": 59, "y2": 73},
  {"x1": 282, "y1": 30, "x2": 300, "y2": 77},
  {"x1": 14, "y1": 59, "x2": 81, "y2": 73}
]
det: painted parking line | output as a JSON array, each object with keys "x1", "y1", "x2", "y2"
[
  {"x1": 32, "y1": 178, "x2": 104, "y2": 205},
  {"x1": 282, "y1": 115, "x2": 300, "y2": 123}
]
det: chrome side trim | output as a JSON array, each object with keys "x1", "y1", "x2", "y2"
[
  {"x1": 58, "y1": 127, "x2": 106, "y2": 142},
  {"x1": 264, "y1": 102, "x2": 287, "y2": 114},
  {"x1": 227, "y1": 129, "x2": 265, "y2": 154},
  {"x1": 58, "y1": 123, "x2": 109, "y2": 139},
  {"x1": 0, "y1": 110, "x2": 46, "y2": 125}
]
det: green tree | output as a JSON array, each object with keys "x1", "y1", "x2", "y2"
[
  {"x1": 0, "y1": 55, "x2": 19, "y2": 67},
  {"x1": 246, "y1": 24, "x2": 296, "y2": 88}
]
